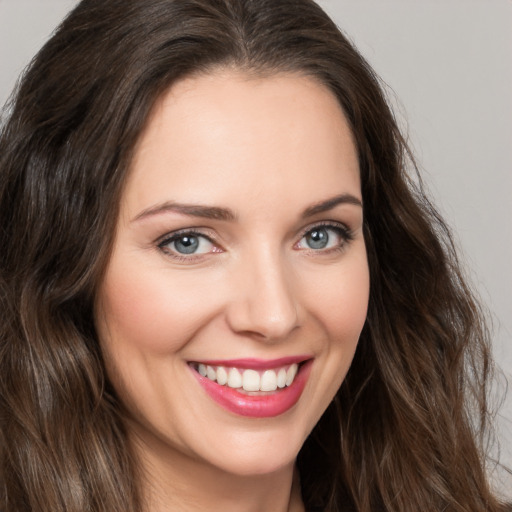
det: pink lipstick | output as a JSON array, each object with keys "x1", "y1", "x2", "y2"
[{"x1": 189, "y1": 357, "x2": 312, "y2": 418}]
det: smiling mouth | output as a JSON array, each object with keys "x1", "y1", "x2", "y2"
[
  {"x1": 189, "y1": 362, "x2": 301, "y2": 394},
  {"x1": 188, "y1": 357, "x2": 313, "y2": 417}
]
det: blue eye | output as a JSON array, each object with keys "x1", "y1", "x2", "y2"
[
  {"x1": 159, "y1": 232, "x2": 215, "y2": 256},
  {"x1": 297, "y1": 225, "x2": 351, "y2": 251}
]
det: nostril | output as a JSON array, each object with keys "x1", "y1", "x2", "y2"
[
  {"x1": 224, "y1": 259, "x2": 300, "y2": 340},
  {"x1": 225, "y1": 297, "x2": 299, "y2": 342}
]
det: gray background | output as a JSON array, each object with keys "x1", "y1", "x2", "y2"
[{"x1": 1, "y1": 0, "x2": 510, "y2": 497}]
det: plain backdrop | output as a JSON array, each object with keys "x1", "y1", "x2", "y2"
[{"x1": 1, "y1": 0, "x2": 511, "y2": 497}]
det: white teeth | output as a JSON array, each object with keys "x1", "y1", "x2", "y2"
[
  {"x1": 196, "y1": 362, "x2": 302, "y2": 392},
  {"x1": 206, "y1": 365, "x2": 217, "y2": 381},
  {"x1": 260, "y1": 370, "x2": 278, "y2": 392},
  {"x1": 227, "y1": 368, "x2": 242, "y2": 388},
  {"x1": 216, "y1": 366, "x2": 228, "y2": 385},
  {"x1": 285, "y1": 364, "x2": 298, "y2": 386},
  {"x1": 277, "y1": 368, "x2": 287, "y2": 388},
  {"x1": 242, "y1": 369, "x2": 260, "y2": 391}
]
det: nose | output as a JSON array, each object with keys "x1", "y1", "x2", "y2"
[{"x1": 225, "y1": 250, "x2": 300, "y2": 342}]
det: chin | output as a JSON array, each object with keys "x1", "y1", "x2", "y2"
[
  {"x1": 211, "y1": 447, "x2": 299, "y2": 478},
  {"x1": 206, "y1": 424, "x2": 309, "y2": 477}
]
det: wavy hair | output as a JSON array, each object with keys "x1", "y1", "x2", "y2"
[{"x1": 0, "y1": 0, "x2": 508, "y2": 510}]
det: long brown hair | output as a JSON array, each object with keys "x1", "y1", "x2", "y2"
[{"x1": 0, "y1": 1, "x2": 508, "y2": 510}]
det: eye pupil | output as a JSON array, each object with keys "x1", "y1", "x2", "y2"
[
  {"x1": 175, "y1": 235, "x2": 199, "y2": 254},
  {"x1": 307, "y1": 228, "x2": 328, "y2": 249}
]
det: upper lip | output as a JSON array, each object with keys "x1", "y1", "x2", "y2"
[{"x1": 188, "y1": 355, "x2": 312, "y2": 370}]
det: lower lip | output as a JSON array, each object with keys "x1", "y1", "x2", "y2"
[{"x1": 190, "y1": 360, "x2": 313, "y2": 418}]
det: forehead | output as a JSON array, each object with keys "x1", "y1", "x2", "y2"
[{"x1": 123, "y1": 70, "x2": 360, "y2": 219}]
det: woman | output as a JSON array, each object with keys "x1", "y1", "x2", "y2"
[{"x1": 0, "y1": 0, "x2": 509, "y2": 511}]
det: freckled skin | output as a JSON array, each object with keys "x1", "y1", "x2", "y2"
[{"x1": 95, "y1": 71, "x2": 370, "y2": 511}]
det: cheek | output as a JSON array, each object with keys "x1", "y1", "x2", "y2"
[
  {"x1": 305, "y1": 250, "x2": 369, "y2": 392},
  {"x1": 305, "y1": 253, "x2": 370, "y2": 343},
  {"x1": 295, "y1": 251, "x2": 369, "y2": 432},
  {"x1": 95, "y1": 259, "x2": 221, "y2": 355}
]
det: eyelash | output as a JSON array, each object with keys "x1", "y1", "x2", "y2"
[
  {"x1": 157, "y1": 229, "x2": 218, "y2": 262},
  {"x1": 156, "y1": 221, "x2": 354, "y2": 261},
  {"x1": 296, "y1": 221, "x2": 354, "y2": 254}
]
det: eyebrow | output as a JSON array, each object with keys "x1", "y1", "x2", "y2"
[
  {"x1": 132, "y1": 193, "x2": 362, "y2": 223},
  {"x1": 132, "y1": 201, "x2": 237, "y2": 222},
  {"x1": 301, "y1": 193, "x2": 362, "y2": 218}
]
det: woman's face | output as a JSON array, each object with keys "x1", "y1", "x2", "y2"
[{"x1": 96, "y1": 71, "x2": 369, "y2": 477}]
